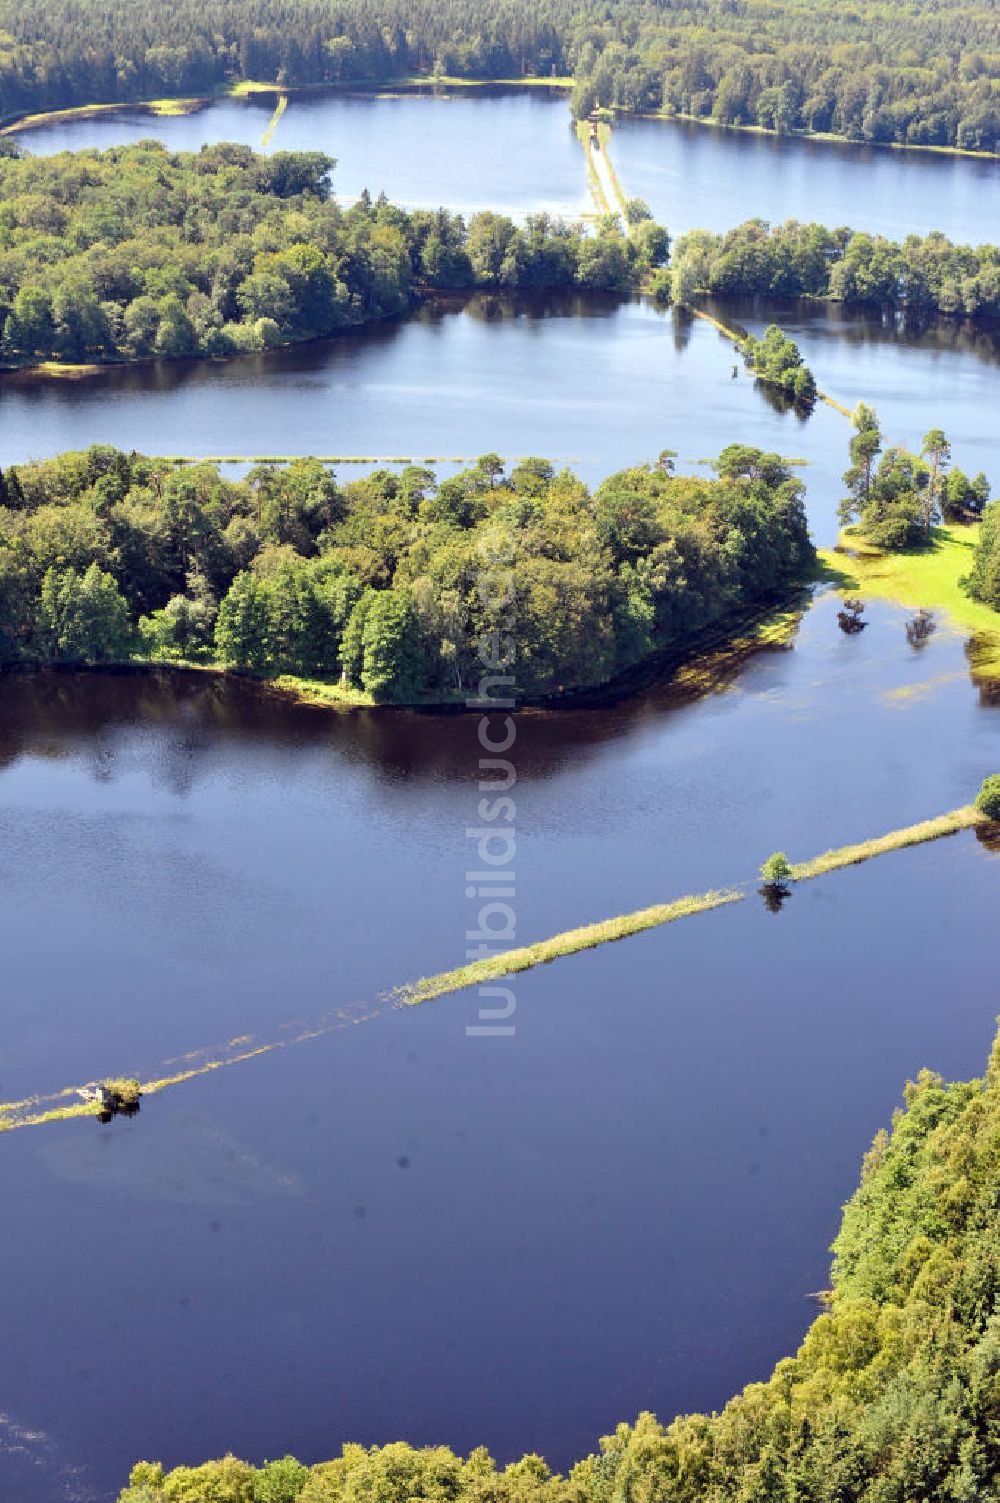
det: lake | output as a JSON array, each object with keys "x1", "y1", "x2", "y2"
[
  {"x1": 1, "y1": 84, "x2": 1000, "y2": 1503},
  {"x1": 1, "y1": 588, "x2": 998, "y2": 1501},
  {"x1": 2, "y1": 293, "x2": 999, "y2": 553},
  {"x1": 12, "y1": 84, "x2": 1000, "y2": 241}
]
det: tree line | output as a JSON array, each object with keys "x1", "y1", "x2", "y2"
[
  {"x1": 115, "y1": 1025, "x2": 1000, "y2": 1501},
  {"x1": 671, "y1": 219, "x2": 1000, "y2": 320},
  {"x1": 569, "y1": 0, "x2": 1000, "y2": 151},
  {"x1": 0, "y1": 142, "x2": 664, "y2": 368},
  {"x1": 0, "y1": 443, "x2": 814, "y2": 701},
  {"x1": 968, "y1": 504, "x2": 1000, "y2": 610},
  {"x1": 1, "y1": 0, "x2": 998, "y2": 155},
  {"x1": 5, "y1": 137, "x2": 1000, "y2": 377}
]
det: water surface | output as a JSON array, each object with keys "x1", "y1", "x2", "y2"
[
  {"x1": 3, "y1": 295, "x2": 998, "y2": 552},
  {"x1": 3, "y1": 80, "x2": 1000, "y2": 1503},
  {"x1": 14, "y1": 87, "x2": 999, "y2": 241},
  {"x1": 0, "y1": 611, "x2": 998, "y2": 1498}
]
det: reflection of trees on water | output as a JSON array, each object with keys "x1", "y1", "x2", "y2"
[
  {"x1": 0, "y1": 596, "x2": 996, "y2": 795},
  {"x1": 0, "y1": 634, "x2": 805, "y2": 794},
  {"x1": 752, "y1": 377, "x2": 813, "y2": 421},
  {"x1": 965, "y1": 638, "x2": 1000, "y2": 707},
  {"x1": 759, "y1": 882, "x2": 792, "y2": 913},
  {"x1": 906, "y1": 609, "x2": 937, "y2": 650},
  {"x1": 670, "y1": 305, "x2": 695, "y2": 353},
  {"x1": 707, "y1": 296, "x2": 1000, "y2": 368},
  {"x1": 975, "y1": 822, "x2": 1000, "y2": 856}
]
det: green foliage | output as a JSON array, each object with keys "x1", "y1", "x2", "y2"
[
  {"x1": 32, "y1": 561, "x2": 131, "y2": 662},
  {"x1": 0, "y1": 146, "x2": 652, "y2": 370},
  {"x1": 214, "y1": 571, "x2": 273, "y2": 672},
  {"x1": 740, "y1": 324, "x2": 817, "y2": 407},
  {"x1": 975, "y1": 775, "x2": 1000, "y2": 821},
  {"x1": 115, "y1": 1022, "x2": 1000, "y2": 1502},
  {"x1": 567, "y1": 0, "x2": 1000, "y2": 150},
  {"x1": 673, "y1": 219, "x2": 1000, "y2": 318},
  {"x1": 2, "y1": 0, "x2": 998, "y2": 154},
  {"x1": 840, "y1": 402, "x2": 884, "y2": 527},
  {"x1": 839, "y1": 414, "x2": 973, "y2": 553},
  {"x1": 759, "y1": 851, "x2": 792, "y2": 883},
  {"x1": 102, "y1": 1077, "x2": 142, "y2": 1108},
  {"x1": 966, "y1": 502, "x2": 1000, "y2": 608},
  {"x1": 943, "y1": 467, "x2": 990, "y2": 520},
  {"x1": 253, "y1": 1457, "x2": 310, "y2": 1502},
  {"x1": 0, "y1": 444, "x2": 814, "y2": 700},
  {"x1": 337, "y1": 585, "x2": 424, "y2": 700}
]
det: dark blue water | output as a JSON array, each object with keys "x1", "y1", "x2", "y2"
[
  {"x1": 1, "y1": 812, "x2": 997, "y2": 1498},
  {"x1": 12, "y1": 88, "x2": 589, "y2": 221},
  {"x1": 0, "y1": 584, "x2": 998, "y2": 1498},
  {"x1": 611, "y1": 113, "x2": 1000, "y2": 239},
  {"x1": 2, "y1": 83, "x2": 1000, "y2": 1503}
]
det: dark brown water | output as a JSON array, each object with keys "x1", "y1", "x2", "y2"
[{"x1": 1, "y1": 588, "x2": 998, "y2": 1500}]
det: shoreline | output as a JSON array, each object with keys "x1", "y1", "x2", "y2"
[
  {"x1": 0, "y1": 75, "x2": 573, "y2": 137},
  {"x1": 3, "y1": 76, "x2": 994, "y2": 163},
  {"x1": 0, "y1": 587, "x2": 807, "y2": 717},
  {"x1": 633, "y1": 108, "x2": 1000, "y2": 162},
  {"x1": 5, "y1": 287, "x2": 999, "y2": 385},
  {"x1": 818, "y1": 524, "x2": 1000, "y2": 674},
  {"x1": 9, "y1": 544, "x2": 992, "y2": 718}
]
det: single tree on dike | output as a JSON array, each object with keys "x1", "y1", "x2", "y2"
[
  {"x1": 976, "y1": 776, "x2": 1000, "y2": 822},
  {"x1": 839, "y1": 404, "x2": 883, "y2": 527},
  {"x1": 759, "y1": 852, "x2": 794, "y2": 912},
  {"x1": 760, "y1": 852, "x2": 793, "y2": 884}
]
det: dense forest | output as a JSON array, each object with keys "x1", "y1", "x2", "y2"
[
  {"x1": 568, "y1": 0, "x2": 1000, "y2": 150},
  {"x1": 1, "y1": 135, "x2": 996, "y2": 377},
  {"x1": 116, "y1": 1024, "x2": 1000, "y2": 1500},
  {"x1": 0, "y1": 0, "x2": 998, "y2": 153},
  {"x1": 0, "y1": 143, "x2": 661, "y2": 367},
  {"x1": 672, "y1": 220, "x2": 1000, "y2": 319},
  {"x1": 0, "y1": 443, "x2": 814, "y2": 701}
]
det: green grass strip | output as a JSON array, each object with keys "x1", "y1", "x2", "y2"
[
  {"x1": 575, "y1": 122, "x2": 612, "y2": 217},
  {"x1": 395, "y1": 889, "x2": 744, "y2": 1005},
  {"x1": 791, "y1": 806, "x2": 983, "y2": 881},
  {"x1": 395, "y1": 804, "x2": 988, "y2": 1006},
  {"x1": 0, "y1": 805, "x2": 990, "y2": 1134},
  {"x1": 817, "y1": 526, "x2": 1000, "y2": 669},
  {"x1": 597, "y1": 131, "x2": 631, "y2": 224},
  {"x1": 260, "y1": 93, "x2": 287, "y2": 146}
]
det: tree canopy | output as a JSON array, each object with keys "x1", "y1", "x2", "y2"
[
  {"x1": 839, "y1": 409, "x2": 990, "y2": 553},
  {"x1": 0, "y1": 143, "x2": 656, "y2": 368},
  {"x1": 967, "y1": 503, "x2": 1000, "y2": 611},
  {"x1": 671, "y1": 219, "x2": 1000, "y2": 319},
  {"x1": 0, "y1": 0, "x2": 998, "y2": 153},
  {"x1": 0, "y1": 443, "x2": 814, "y2": 700}
]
